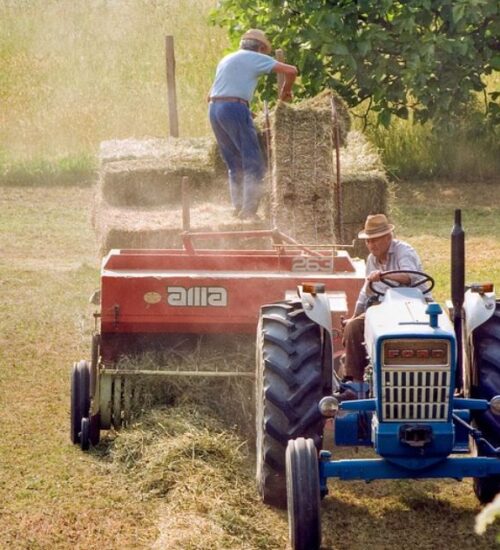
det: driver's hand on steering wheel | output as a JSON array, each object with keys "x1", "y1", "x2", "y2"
[{"x1": 367, "y1": 270, "x2": 383, "y2": 283}]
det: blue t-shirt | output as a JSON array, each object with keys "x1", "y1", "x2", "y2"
[{"x1": 210, "y1": 49, "x2": 277, "y2": 102}]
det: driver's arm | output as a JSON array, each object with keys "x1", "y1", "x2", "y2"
[{"x1": 368, "y1": 270, "x2": 411, "y2": 285}]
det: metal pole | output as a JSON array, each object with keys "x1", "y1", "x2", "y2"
[
  {"x1": 165, "y1": 35, "x2": 179, "y2": 137},
  {"x1": 451, "y1": 209, "x2": 465, "y2": 391}
]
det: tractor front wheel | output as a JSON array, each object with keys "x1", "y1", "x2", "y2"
[
  {"x1": 472, "y1": 435, "x2": 500, "y2": 504},
  {"x1": 286, "y1": 437, "x2": 321, "y2": 550},
  {"x1": 473, "y1": 475, "x2": 500, "y2": 504},
  {"x1": 256, "y1": 299, "x2": 329, "y2": 508}
]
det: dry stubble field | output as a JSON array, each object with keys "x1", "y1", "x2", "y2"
[{"x1": 1, "y1": 180, "x2": 500, "y2": 549}]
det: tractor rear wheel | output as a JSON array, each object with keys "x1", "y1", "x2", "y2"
[
  {"x1": 286, "y1": 437, "x2": 321, "y2": 550},
  {"x1": 256, "y1": 299, "x2": 329, "y2": 508},
  {"x1": 70, "y1": 360, "x2": 90, "y2": 446},
  {"x1": 471, "y1": 301, "x2": 500, "y2": 503}
]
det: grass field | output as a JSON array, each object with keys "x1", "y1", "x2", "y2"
[
  {"x1": 1, "y1": 180, "x2": 500, "y2": 549},
  {"x1": 1, "y1": 0, "x2": 500, "y2": 547},
  {"x1": 1, "y1": 0, "x2": 498, "y2": 184}
]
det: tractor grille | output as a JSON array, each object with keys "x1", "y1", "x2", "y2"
[{"x1": 381, "y1": 367, "x2": 451, "y2": 421}]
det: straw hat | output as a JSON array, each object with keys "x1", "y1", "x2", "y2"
[
  {"x1": 358, "y1": 214, "x2": 395, "y2": 239},
  {"x1": 242, "y1": 29, "x2": 272, "y2": 54}
]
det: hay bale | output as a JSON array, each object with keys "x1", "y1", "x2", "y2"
[
  {"x1": 337, "y1": 131, "x2": 390, "y2": 257},
  {"x1": 207, "y1": 138, "x2": 228, "y2": 178},
  {"x1": 99, "y1": 157, "x2": 216, "y2": 208},
  {"x1": 270, "y1": 91, "x2": 389, "y2": 249},
  {"x1": 99, "y1": 137, "x2": 214, "y2": 165},
  {"x1": 270, "y1": 97, "x2": 338, "y2": 244},
  {"x1": 338, "y1": 131, "x2": 389, "y2": 226},
  {"x1": 93, "y1": 195, "x2": 269, "y2": 257},
  {"x1": 294, "y1": 89, "x2": 351, "y2": 146},
  {"x1": 97, "y1": 137, "x2": 228, "y2": 208}
]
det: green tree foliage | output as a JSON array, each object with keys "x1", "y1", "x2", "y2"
[{"x1": 211, "y1": 0, "x2": 500, "y2": 128}]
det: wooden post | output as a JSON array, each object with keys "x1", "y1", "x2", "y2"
[
  {"x1": 275, "y1": 49, "x2": 285, "y2": 94},
  {"x1": 331, "y1": 95, "x2": 344, "y2": 243},
  {"x1": 182, "y1": 176, "x2": 190, "y2": 231},
  {"x1": 165, "y1": 35, "x2": 179, "y2": 137}
]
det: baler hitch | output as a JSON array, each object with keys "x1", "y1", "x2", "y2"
[{"x1": 399, "y1": 424, "x2": 433, "y2": 447}]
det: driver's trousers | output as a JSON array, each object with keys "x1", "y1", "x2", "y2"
[{"x1": 342, "y1": 314, "x2": 368, "y2": 381}]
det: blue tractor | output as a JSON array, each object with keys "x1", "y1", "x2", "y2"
[{"x1": 255, "y1": 210, "x2": 500, "y2": 549}]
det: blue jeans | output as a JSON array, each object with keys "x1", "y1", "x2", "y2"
[{"x1": 209, "y1": 101, "x2": 265, "y2": 215}]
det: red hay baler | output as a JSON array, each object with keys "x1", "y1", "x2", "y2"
[{"x1": 70, "y1": 229, "x2": 365, "y2": 450}]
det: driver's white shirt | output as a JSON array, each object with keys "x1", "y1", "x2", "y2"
[{"x1": 355, "y1": 238, "x2": 426, "y2": 315}]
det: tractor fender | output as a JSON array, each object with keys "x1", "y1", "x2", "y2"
[
  {"x1": 298, "y1": 285, "x2": 340, "y2": 393},
  {"x1": 298, "y1": 285, "x2": 333, "y2": 337},
  {"x1": 463, "y1": 289, "x2": 496, "y2": 337}
]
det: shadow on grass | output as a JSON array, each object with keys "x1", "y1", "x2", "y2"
[{"x1": 320, "y1": 481, "x2": 495, "y2": 550}]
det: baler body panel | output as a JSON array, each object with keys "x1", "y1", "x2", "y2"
[{"x1": 99, "y1": 247, "x2": 365, "y2": 361}]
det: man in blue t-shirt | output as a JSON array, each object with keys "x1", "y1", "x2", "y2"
[{"x1": 209, "y1": 29, "x2": 298, "y2": 220}]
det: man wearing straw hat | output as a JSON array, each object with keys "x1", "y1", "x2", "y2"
[
  {"x1": 337, "y1": 213, "x2": 427, "y2": 400},
  {"x1": 208, "y1": 29, "x2": 298, "y2": 221}
]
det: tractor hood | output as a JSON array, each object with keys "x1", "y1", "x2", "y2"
[{"x1": 365, "y1": 288, "x2": 454, "y2": 346}]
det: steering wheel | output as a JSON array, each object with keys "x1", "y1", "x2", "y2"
[{"x1": 368, "y1": 270, "x2": 435, "y2": 297}]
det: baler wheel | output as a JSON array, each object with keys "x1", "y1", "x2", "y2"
[
  {"x1": 286, "y1": 437, "x2": 321, "y2": 550},
  {"x1": 89, "y1": 333, "x2": 101, "y2": 446},
  {"x1": 80, "y1": 417, "x2": 90, "y2": 451},
  {"x1": 70, "y1": 360, "x2": 90, "y2": 447},
  {"x1": 256, "y1": 299, "x2": 328, "y2": 508}
]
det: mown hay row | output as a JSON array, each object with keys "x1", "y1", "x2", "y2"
[{"x1": 110, "y1": 405, "x2": 285, "y2": 549}]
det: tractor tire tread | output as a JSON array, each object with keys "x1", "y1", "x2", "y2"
[{"x1": 256, "y1": 300, "x2": 330, "y2": 509}]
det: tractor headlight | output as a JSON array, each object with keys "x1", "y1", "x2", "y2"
[
  {"x1": 319, "y1": 396, "x2": 339, "y2": 417},
  {"x1": 490, "y1": 395, "x2": 500, "y2": 416}
]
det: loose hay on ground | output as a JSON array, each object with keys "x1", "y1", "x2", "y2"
[
  {"x1": 109, "y1": 405, "x2": 286, "y2": 549},
  {"x1": 111, "y1": 335, "x2": 256, "y2": 433}
]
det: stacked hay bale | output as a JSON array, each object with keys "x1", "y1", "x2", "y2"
[
  {"x1": 270, "y1": 90, "x2": 389, "y2": 254},
  {"x1": 93, "y1": 137, "x2": 264, "y2": 257},
  {"x1": 93, "y1": 92, "x2": 389, "y2": 257},
  {"x1": 99, "y1": 138, "x2": 216, "y2": 207},
  {"x1": 337, "y1": 130, "x2": 389, "y2": 255}
]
